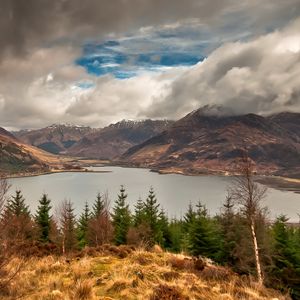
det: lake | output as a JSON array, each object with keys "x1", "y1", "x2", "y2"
[{"x1": 8, "y1": 166, "x2": 300, "y2": 222}]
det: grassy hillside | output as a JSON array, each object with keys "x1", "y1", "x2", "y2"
[{"x1": 0, "y1": 246, "x2": 287, "y2": 300}]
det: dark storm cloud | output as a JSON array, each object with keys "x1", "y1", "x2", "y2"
[
  {"x1": 1, "y1": 0, "x2": 300, "y2": 60},
  {"x1": 0, "y1": 0, "x2": 226, "y2": 59}
]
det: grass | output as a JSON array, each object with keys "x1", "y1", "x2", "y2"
[{"x1": 0, "y1": 247, "x2": 289, "y2": 300}]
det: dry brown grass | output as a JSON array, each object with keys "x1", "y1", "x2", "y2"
[{"x1": 0, "y1": 248, "x2": 289, "y2": 300}]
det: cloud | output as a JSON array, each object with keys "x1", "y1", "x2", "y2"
[
  {"x1": 1, "y1": 18, "x2": 300, "y2": 130},
  {"x1": 0, "y1": 45, "x2": 89, "y2": 129},
  {"x1": 65, "y1": 68, "x2": 185, "y2": 126},
  {"x1": 1, "y1": 0, "x2": 299, "y2": 61},
  {"x1": 0, "y1": 1, "x2": 300, "y2": 129},
  {"x1": 0, "y1": 41, "x2": 186, "y2": 129},
  {"x1": 145, "y1": 18, "x2": 300, "y2": 118}
]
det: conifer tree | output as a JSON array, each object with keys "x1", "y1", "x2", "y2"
[
  {"x1": 59, "y1": 200, "x2": 77, "y2": 253},
  {"x1": 188, "y1": 201, "x2": 221, "y2": 260},
  {"x1": 133, "y1": 196, "x2": 145, "y2": 227},
  {"x1": 1, "y1": 190, "x2": 33, "y2": 241},
  {"x1": 168, "y1": 219, "x2": 184, "y2": 252},
  {"x1": 35, "y1": 193, "x2": 52, "y2": 243},
  {"x1": 181, "y1": 202, "x2": 196, "y2": 252},
  {"x1": 219, "y1": 194, "x2": 237, "y2": 265},
  {"x1": 92, "y1": 192, "x2": 104, "y2": 218},
  {"x1": 88, "y1": 192, "x2": 113, "y2": 246},
  {"x1": 112, "y1": 186, "x2": 131, "y2": 245},
  {"x1": 144, "y1": 187, "x2": 160, "y2": 244},
  {"x1": 270, "y1": 215, "x2": 300, "y2": 298},
  {"x1": 77, "y1": 201, "x2": 91, "y2": 248},
  {"x1": 183, "y1": 202, "x2": 196, "y2": 231},
  {"x1": 5, "y1": 190, "x2": 30, "y2": 217},
  {"x1": 157, "y1": 209, "x2": 171, "y2": 248}
]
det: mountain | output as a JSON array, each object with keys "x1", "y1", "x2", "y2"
[
  {"x1": 14, "y1": 124, "x2": 97, "y2": 154},
  {"x1": 0, "y1": 127, "x2": 50, "y2": 175},
  {"x1": 120, "y1": 110, "x2": 300, "y2": 177},
  {"x1": 268, "y1": 112, "x2": 300, "y2": 139},
  {"x1": 66, "y1": 119, "x2": 173, "y2": 159}
]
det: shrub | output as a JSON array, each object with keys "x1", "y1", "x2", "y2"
[
  {"x1": 71, "y1": 280, "x2": 93, "y2": 300},
  {"x1": 150, "y1": 284, "x2": 189, "y2": 300}
]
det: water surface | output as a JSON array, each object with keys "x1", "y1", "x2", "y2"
[{"x1": 8, "y1": 166, "x2": 300, "y2": 222}]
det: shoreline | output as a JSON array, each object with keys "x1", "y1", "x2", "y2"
[
  {"x1": 3, "y1": 169, "x2": 112, "y2": 179},
  {"x1": 3, "y1": 162, "x2": 300, "y2": 194},
  {"x1": 110, "y1": 162, "x2": 300, "y2": 193}
]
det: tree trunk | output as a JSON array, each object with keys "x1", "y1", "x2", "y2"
[
  {"x1": 250, "y1": 218, "x2": 263, "y2": 285},
  {"x1": 62, "y1": 237, "x2": 65, "y2": 255}
]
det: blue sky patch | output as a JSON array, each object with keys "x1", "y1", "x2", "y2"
[
  {"x1": 75, "y1": 22, "x2": 212, "y2": 79},
  {"x1": 75, "y1": 20, "x2": 253, "y2": 79}
]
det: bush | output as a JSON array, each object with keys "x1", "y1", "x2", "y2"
[
  {"x1": 71, "y1": 279, "x2": 93, "y2": 300},
  {"x1": 150, "y1": 284, "x2": 189, "y2": 300}
]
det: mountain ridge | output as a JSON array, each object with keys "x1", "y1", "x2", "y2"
[
  {"x1": 120, "y1": 110, "x2": 300, "y2": 178},
  {"x1": 65, "y1": 119, "x2": 174, "y2": 159},
  {"x1": 14, "y1": 124, "x2": 98, "y2": 155}
]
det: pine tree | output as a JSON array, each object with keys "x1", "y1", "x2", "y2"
[
  {"x1": 270, "y1": 215, "x2": 300, "y2": 298},
  {"x1": 92, "y1": 193, "x2": 104, "y2": 218},
  {"x1": 112, "y1": 186, "x2": 131, "y2": 245},
  {"x1": 181, "y1": 202, "x2": 196, "y2": 252},
  {"x1": 168, "y1": 219, "x2": 184, "y2": 252},
  {"x1": 1, "y1": 190, "x2": 33, "y2": 241},
  {"x1": 157, "y1": 209, "x2": 171, "y2": 248},
  {"x1": 144, "y1": 187, "x2": 160, "y2": 244},
  {"x1": 5, "y1": 190, "x2": 30, "y2": 217},
  {"x1": 219, "y1": 194, "x2": 237, "y2": 265},
  {"x1": 35, "y1": 193, "x2": 52, "y2": 243},
  {"x1": 133, "y1": 196, "x2": 145, "y2": 227},
  {"x1": 77, "y1": 201, "x2": 91, "y2": 248},
  {"x1": 88, "y1": 192, "x2": 113, "y2": 246},
  {"x1": 183, "y1": 202, "x2": 196, "y2": 231},
  {"x1": 60, "y1": 200, "x2": 77, "y2": 253},
  {"x1": 188, "y1": 201, "x2": 221, "y2": 260}
]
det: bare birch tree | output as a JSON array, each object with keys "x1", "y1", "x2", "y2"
[
  {"x1": 229, "y1": 154, "x2": 267, "y2": 285},
  {"x1": 0, "y1": 177, "x2": 10, "y2": 215}
]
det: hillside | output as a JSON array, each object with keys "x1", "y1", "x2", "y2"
[
  {"x1": 0, "y1": 127, "x2": 85, "y2": 176},
  {"x1": 268, "y1": 112, "x2": 300, "y2": 140},
  {"x1": 0, "y1": 127, "x2": 50, "y2": 175},
  {"x1": 66, "y1": 119, "x2": 173, "y2": 159},
  {"x1": 1, "y1": 246, "x2": 287, "y2": 300},
  {"x1": 14, "y1": 124, "x2": 97, "y2": 155},
  {"x1": 120, "y1": 109, "x2": 300, "y2": 177}
]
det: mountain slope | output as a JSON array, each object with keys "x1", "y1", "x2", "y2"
[
  {"x1": 0, "y1": 127, "x2": 50, "y2": 175},
  {"x1": 121, "y1": 110, "x2": 300, "y2": 177},
  {"x1": 14, "y1": 124, "x2": 97, "y2": 154},
  {"x1": 268, "y1": 112, "x2": 300, "y2": 139},
  {"x1": 67, "y1": 119, "x2": 173, "y2": 159}
]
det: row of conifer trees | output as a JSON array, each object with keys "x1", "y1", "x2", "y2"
[{"x1": 1, "y1": 184, "x2": 300, "y2": 298}]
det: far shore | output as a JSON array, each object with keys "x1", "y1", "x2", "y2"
[
  {"x1": 3, "y1": 162, "x2": 300, "y2": 194},
  {"x1": 2, "y1": 168, "x2": 112, "y2": 179}
]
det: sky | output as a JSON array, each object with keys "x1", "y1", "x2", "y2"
[{"x1": 0, "y1": 0, "x2": 300, "y2": 130}]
